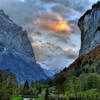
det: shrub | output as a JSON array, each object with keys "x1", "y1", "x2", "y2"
[{"x1": 12, "y1": 97, "x2": 23, "y2": 100}]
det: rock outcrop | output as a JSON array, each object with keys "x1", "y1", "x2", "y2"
[
  {"x1": 78, "y1": 2, "x2": 100, "y2": 56},
  {"x1": 0, "y1": 10, "x2": 47, "y2": 83}
]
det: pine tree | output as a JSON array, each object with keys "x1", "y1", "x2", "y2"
[
  {"x1": 45, "y1": 88, "x2": 49, "y2": 100},
  {"x1": 24, "y1": 80, "x2": 29, "y2": 90},
  {"x1": 39, "y1": 86, "x2": 42, "y2": 93},
  {"x1": 30, "y1": 80, "x2": 34, "y2": 88}
]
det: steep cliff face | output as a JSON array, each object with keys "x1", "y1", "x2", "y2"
[
  {"x1": 78, "y1": 2, "x2": 100, "y2": 56},
  {"x1": 0, "y1": 10, "x2": 47, "y2": 83}
]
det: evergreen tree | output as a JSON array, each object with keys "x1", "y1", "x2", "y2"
[
  {"x1": 24, "y1": 80, "x2": 29, "y2": 90},
  {"x1": 0, "y1": 69, "x2": 18, "y2": 100},
  {"x1": 30, "y1": 80, "x2": 35, "y2": 88},
  {"x1": 39, "y1": 86, "x2": 42, "y2": 93},
  {"x1": 45, "y1": 88, "x2": 49, "y2": 100}
]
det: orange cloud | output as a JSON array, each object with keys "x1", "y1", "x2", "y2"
[
  {"x1": 52, "y1": 44, "x2": 59, "y2": 48},
  {"x1": 35, "y1": 14, "x2": 70, "y2": 33},
  {"x1": 32, "y1": 41, "x2": 43, "y2": 47},
  {"x1": 32, "y1": 41, "x2": 60, "y2": 49},
  {"x1": 65, "y1": 48, "x2": 71, "y2": 52},
  {"x1": 54, "y1": 16, "x2": 70, "y2": 32}
]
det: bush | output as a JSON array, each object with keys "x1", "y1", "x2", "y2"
[{"x1": 12, "y1": 97, "x2": 23, "y2": 100}]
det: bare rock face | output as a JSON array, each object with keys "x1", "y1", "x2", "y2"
[
  {"x1": 0, "y1": 10, "x2": 47, "y2": 83},
  {"x1": 78, "y1": 2, "x2": 100, "y2": 56}
]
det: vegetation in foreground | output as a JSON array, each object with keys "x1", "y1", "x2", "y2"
[{"x1": 1, "y1": 69, "x2": 100, "y2": 100}]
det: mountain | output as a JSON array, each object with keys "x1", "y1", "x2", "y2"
[
  {"x1": 54, "y1": 2, "x2": 100, "y2": 84},
  {"x1": 79, "y1": 1, "x2": 100, "y2": 56},
  {"x1": 55, "y1": 46, "x2": 100, "y2": 86},
  {"x1": 0, "y1": 10, "x2": 47, "y2": 83}
]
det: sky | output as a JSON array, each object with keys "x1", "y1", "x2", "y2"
[{"x1": 0, "y1": 0, "x2": 99, "y2": 71}]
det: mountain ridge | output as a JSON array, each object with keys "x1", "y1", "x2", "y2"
[{"x1": 0, "y1": 10, "x2": 48, "y2": 83}]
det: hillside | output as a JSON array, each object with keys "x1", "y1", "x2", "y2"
[{"x1": 55, "y1": 46, "x2": 100, "y2": 79}]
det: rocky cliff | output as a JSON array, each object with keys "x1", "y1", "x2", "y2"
[
  {"x1": 78, "y1": 2, "x2": 100, "y2": 56},
  {"x1": 0, "y1": 10, "x2": 47, "y2": 83}
]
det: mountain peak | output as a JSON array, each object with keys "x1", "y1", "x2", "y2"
[{"x1": 0, "y1": 10, "x2": 47, "y2": 83}]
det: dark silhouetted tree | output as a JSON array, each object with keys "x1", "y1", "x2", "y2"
[
  {"x1": 39, "y1": 86, "x2": 42, "y2": 93},
  {"x1": 24, "y1": 80, "x2": 29, "y2": 90},
  {"x1": 45, "y1": 88, "x2": 49, "y2": 100}
]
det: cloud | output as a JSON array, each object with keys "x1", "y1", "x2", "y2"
[
  {"x1": 32, "y1": 41, "x2": 78, "y2": 70},
  {"x1": 0, "y1": 0, "x2": 97, "y2": 70},
  {"x1": 34, "y1": 13, "x2": 70, "y2": 33}
]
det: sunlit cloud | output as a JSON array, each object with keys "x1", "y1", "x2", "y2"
[
  {"x1": 65, "y1": 48, "x2": 71, "y2": 52},
  {"x1": 34, "y1": 13, "x2": 70, "y2": 33}
]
